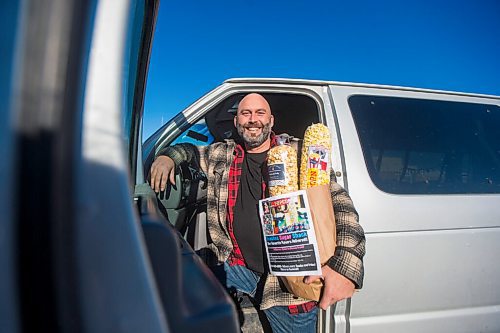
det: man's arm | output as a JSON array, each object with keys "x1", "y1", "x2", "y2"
[
  {"x1": 149, "y1": 143, "x2": 207, "y2": 192},
  {"x1": 305, "y1": 181, "x2": 365, "y2": 310},
  {"x1": 326, "y1": 181, "x2": 365, "y2": 288}
]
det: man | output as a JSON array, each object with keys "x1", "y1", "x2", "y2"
[{"x1": 150, "y1": 93, "x2": 365, "y2": 332}]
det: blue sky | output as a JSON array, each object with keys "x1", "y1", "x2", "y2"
[{"x1": 143, "y1": 0, "x2": 500, "y2": 139}]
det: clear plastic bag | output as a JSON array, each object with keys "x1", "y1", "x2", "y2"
[
  {"x1": 300, "y1": 124, "x2": 331, "y2": 189},
  {"x1": 267, "y1": 134, "x2": 298, "y2": 196}
]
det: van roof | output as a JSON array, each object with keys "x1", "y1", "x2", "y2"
[{"x1": 224, "y1": 77, "x2": 500, "y2": 100}]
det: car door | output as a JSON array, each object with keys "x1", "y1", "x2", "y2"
[
  {"x1": 0, "y1": 1, "x2": 21, "y2": 331},
  {"x1": 123, "y1": 2, "x2": 239, "y2": 332},
  {"x1": 3, "y1": 0, "x2": 239, "y2": 332}
]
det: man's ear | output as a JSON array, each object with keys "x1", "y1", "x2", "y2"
[
  {"x1": 234, "y1": 116, "x2": 237, "y2": 128},
  {"x1": 270, "y1": 115, "x2": 274, "y2": 128}
]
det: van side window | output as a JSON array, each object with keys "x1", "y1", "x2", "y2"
[
  {"x1": 171, "y1": 120, "x2": 215, "y2": 146},
  {"x1": 349, "y1": 95, "x2": 500, "y2": 194}
]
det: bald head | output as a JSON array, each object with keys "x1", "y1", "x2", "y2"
[
  {"x1": 234, "y1": 93, "x2": 274, "y2": 152},
  {"x1": 237, "y1": 93, "x2": 272, "y2": 115}
]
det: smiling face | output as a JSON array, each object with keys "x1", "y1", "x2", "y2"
[{"x1": 234, "y1": 93, "x2": 274, "y2": 152}]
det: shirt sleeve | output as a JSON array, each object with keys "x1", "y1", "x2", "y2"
[
  {"x1": 158, "y1": 143, "x2": 208, "y2": 174},
  {"x1": 325, "y1": 180, "x2": 366, "y2": 289}
]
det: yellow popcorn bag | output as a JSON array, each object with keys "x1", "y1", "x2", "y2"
[
  {"x1": 300, "y1": 123, "x2": 331, "y2": 189},
  {"x1": 267, "y1": 134, "x2": 298, "y2": 196},
  {"x1": 280, "y1": 124, "x2": 337, "y2": 301}
]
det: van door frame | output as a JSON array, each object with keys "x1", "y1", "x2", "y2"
[
  {"x1": 148, "y1": 81, "x2": 357, "y2": 333},
  {"x1": 321, "y1": 85, "x2": 353, "y2": 333}
]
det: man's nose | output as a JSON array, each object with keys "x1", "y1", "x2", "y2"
[{"x1": 249, "y1": 112, "x2": 258, "y2": 122}]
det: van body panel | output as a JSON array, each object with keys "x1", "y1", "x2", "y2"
[
  {"x1": 350, "y1": 305, "x2": 500, "y2": 333},
  {"x1": 326, "y1": 84, "x2": 500, "y2": 332},
  {"x1": 351, "y1": 229, "x2": 500, "y2": 323},
  {"x1": 225, "y1": 78, "x2": 500, "y2": 100}
]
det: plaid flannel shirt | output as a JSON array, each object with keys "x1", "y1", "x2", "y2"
[
  {"x1": 226, "y1": 135, "x2": 275, "y2": 267},
  {"x1": 159, "y1": 139, "x2": 365, "y2": 310},
  {"x1": 226, "y1": 144, "x2": 246, "y2": 266}
]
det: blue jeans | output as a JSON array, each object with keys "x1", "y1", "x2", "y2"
[{"x1": 220, "y1": 262, "x2": 318, "y2": 333}]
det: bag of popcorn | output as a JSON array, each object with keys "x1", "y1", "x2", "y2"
[
  {"x1": 267, "y1": 134, "x2": 298, "y2": 196},
  {"x1": 300, "y1": 123, "x2": 331, "y2": 189}
]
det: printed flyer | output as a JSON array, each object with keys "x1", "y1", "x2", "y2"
[{"x1": 259, "y1": 190, "x2": 322, "y2": 276}]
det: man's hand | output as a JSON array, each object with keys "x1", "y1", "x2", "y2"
[
  {"x1": 304, "y1": 265, "x2": 355, "y2": 310},
  {"x1": 149, "y1": 155, "x2": 176, "y2": 192}
]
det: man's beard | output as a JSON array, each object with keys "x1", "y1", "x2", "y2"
[{"x1": 236, "y1": 121, "x2": 272, "y2": 148}]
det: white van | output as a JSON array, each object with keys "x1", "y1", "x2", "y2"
[{"x1": 143, "y1": 78, "x2": 500, "y2": 333}]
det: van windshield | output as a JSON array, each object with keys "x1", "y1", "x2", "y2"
[{"x1": 349, "y1": 95, "x2": 500, "y2": 194}]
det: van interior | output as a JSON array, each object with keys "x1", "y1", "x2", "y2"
[{"x1": 184, "y1": 93, "x2": 321, "y2": 145}]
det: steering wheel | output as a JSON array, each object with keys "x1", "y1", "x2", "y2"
[{"x1": 156, "y1": 163, "x2": 207, "y2": 233}]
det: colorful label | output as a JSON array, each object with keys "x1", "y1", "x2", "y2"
[
  {"x1": 306, "y1": 145, "x2": 329, "y2": 186},
  {"x1": 307, "y1": 146, "x2": 329, "y2": 171},
  {"x1": 268, "y1": 163, "x2": 287, "y2": 187},
  {"x1": 307, "y1": 168, "x2": 319, "y2": 187}
]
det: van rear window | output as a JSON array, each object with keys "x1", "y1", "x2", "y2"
[{"x1": 348, "y1": 95, "x2": 500, "y2": 194}]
